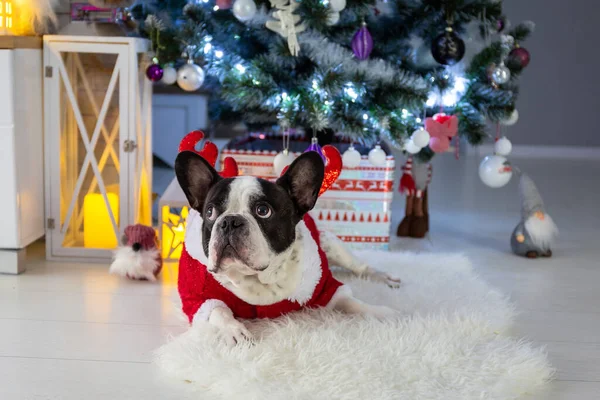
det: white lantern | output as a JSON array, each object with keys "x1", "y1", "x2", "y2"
[{"x1": 43, "y1": 36, "x2": 153, "y2": 261}]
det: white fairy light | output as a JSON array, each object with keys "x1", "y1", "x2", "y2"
[
  {"x1": 235, "y1": 63, "x2": 246, "y2": 73},
  {"x1": 203, "y1": 43, "x2": 212, "y2": 54},
  {"x1": 213, "y1": 5, "x2": 219, "y2": 11},
  {"x1": 215, "y1": 50, "x2": 224, "y2": 58},
  {"x1": 363, "y1": 113, "x2": 369, "y2": 120}
]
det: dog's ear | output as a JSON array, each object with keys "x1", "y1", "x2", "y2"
[
  {"x1": 175, "y1": 151, "x2": 222, "y2": 212},
  {"x1": 276, "y1": 151, "x2": 325, "y2": 216}
]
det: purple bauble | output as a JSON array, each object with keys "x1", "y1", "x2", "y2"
[
  {"x1": 352, "y1": 22, "x2": 373, "y2": 61},
  {"x1": 304, "y1": 137, "x2": 326, "y2": 163},
  {"x1": 146, "y1": 63, "x2": 164, "y2": 82},
  {"x1": 508, "y1": 47, "x2": 531, "y2": 69},
  {"x1": 496, "y1": 17, "x2": 505, "y2": 33}
]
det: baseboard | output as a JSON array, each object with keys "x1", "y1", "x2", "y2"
[{"x1": 471, "y1": 144, "x2": 600, "y2": 160}]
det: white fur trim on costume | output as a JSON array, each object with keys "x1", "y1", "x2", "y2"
[
  {"x1": 109, "y1": 247, "x2": 160, "y2": 281},
  {"x1": 185, "y1": 209, "x2": 209, "y2": 264},
  {"x1": 193, "y1": 299, "x2": 230, "y2": 325},
  {"x1": 286, "y1": 220, "x2": 323, "y2": 305},
  {"x1": 325, "y1": 285, "x2": 353, "y2": 309}
]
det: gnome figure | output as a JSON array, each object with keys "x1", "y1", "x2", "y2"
[
  {"x1": 109, "y1": 224, "x2": 163, "y2": 280},
  {"x1": 511, "y1": 174, "x2": 558, "y2": 258},
  {"x1": 397, "y1": 157, "x2": 432, "y2": 238}
]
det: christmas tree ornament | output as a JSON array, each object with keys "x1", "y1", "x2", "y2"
[
  {"x1": 266, "y1": 0, "x2": 306, "y2": 56},
  {"x1": 404, "y1": 139, "x2": 421, "y2": 154},
  {"x1": 216, "y1": 0, "x2": 233, "y2": 10},
  {"x1": 329, "y1": 0, "x2": 346, "y2": 12},
  {"x1": 342, "y1": 145, "x2": 361, "y2": 169},
  {"x1": 326, "y1": 11, "x2": 340, "y2": 26},
  {"x1": 320, "y1": 145, "x2": 343, "y2": 195},
  {"x1": 304, "y1": 136, "x2": 326, "y2": 163},
  {"x1": 496, "y1": 16, "x2": 506, "y2": 33},
  {"x1": 233, "y1": 0, "x2": 257, "y2": 21},
  {"x1": 177, "y1": 60, "x2": 205, "y2": 92},
  {"x1": 490, "y1": 62, "x2": 511, "y2": 85},
  {"x1": 508, "y1": 46, "x2": 531, "y2": 69},
  {"x1": 501, "y1": 109, "x2": 519, "y2": 126},
  {"x1": 431, "y1": 27, "x2": 465, "y2": 66},
  {"x1": 146, "y1": 58, "x2": 163, "y2": 82},
  {"x1": 411, "y1": 128, "x2": 430, "y2": 148},
  {"x1": 425, "y1": 113, "x2": 459, "y2": 139},
  {"x1": 494, "y1": 136, "x2": 512, "y2": 156},
  {"x1": 273, "y1": 149, "x2": 296, "y2": 175},
  {"x1": 479, "y1": 155, "x2": 513, "y2": 188},
  {"x1": 368, "y1": 144, "x2": 387, "y2": 166},
  {"x1": 511, "y1": 173, "x2": 558, "y2": 258},
  {"x1": 352, "y1": 22, "x2": 373, "y2": 61},
  {"x1": 160, "y1": 65, "x2": 177, "y2": 85},
  {"x1": 429, "y1": 136, "x2": 450, "y2": 153}
]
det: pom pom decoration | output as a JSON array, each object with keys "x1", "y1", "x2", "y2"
[
  {"x1": 352, "y1": 22, "x2": 373, "y2": 61},
  {"x1": 501, "y1": 109, "x2": 519, "y2": 126},
  {"x1": 178, "y1": 130, "x2": 219, "y2": 167},
  {"x1": 273, "y1": 149, "x2": 296, "y2": 175},
  {"x1": 429, "y1": 136, "x2": 450, "y2": 153},
  {"x1": 431, "y1": 28, "x2": 465, "y2": 66},
  {"x1": 304, "y1": 137, "x2": 327, "y2": 163},
  {"x1": 146, "y1": 62, "x2": 163, "y2": 82},
  {"x1": 233, "y1": 0, "x2": 257, "y2": 21},
  {"x1": 177, "y1": 62, "x2": 205, "y2": 92},
  {"x1": 342, "y1": 145, "x2": 362, "y2": 169},
  {"x1": 494, "y1": 137, "x2": 513, "y2": 156},
  {"x1": 368, "y1": 144, "x2": 387, "y2": 166},
  {"x1": 161, "y1": 65, "x2": 177, "y2": 85},
  {"x1": 411, "y1": 129, "x2": 431, "y2": 148},
  {"x1": 404, "y1": 139, "x2": 421, "y2": 154},
  {"x1": 320, "y1": 145, "x2": 343, "y2": 196},
  {"x1": 479, "y1": 155, "x2": 513, "y2": 188}
]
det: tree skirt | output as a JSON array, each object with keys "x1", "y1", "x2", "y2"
[{"x1": 155, "y1": 252, "x2": 553, "y2": 400}]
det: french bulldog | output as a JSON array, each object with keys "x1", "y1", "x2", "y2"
[{"x1": 175, "y1": 150, "x2": 400, "y2": 346}]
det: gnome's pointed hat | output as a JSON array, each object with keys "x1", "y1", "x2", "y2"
[{"x1": 519, "y1": 173, "x2": 545, "y2": 219}]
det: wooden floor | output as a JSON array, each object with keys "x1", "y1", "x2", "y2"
[{"x1": 0, "y1": 153, "x2": 598, "y2": 399}]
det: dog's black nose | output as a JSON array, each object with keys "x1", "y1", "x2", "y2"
[
  {"x1": 132, "y1": 242, "x2": 141, "y2": 252},
  {"x1": 219, "y1": 215, "x2": 246, "y2": 234}
]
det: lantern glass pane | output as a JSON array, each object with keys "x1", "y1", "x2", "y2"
[
  {"x1": 134, "y1": 53, "x2": 152, "y2": 227},
  {"x1": 58, "y1": 52, "x2": 121, "y2": 249}
]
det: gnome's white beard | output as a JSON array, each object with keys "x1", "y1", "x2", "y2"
[{"x1": 525, "y1": 214, "x2": 558, "y2": 251}]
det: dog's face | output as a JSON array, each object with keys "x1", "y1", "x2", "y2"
[{"x1": 175, "y1": 151, "x2": 324, "y2": 276}]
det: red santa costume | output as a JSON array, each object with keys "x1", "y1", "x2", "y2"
[{"x1": 178, "y1": 209, "x2": 347, "y2": 323}]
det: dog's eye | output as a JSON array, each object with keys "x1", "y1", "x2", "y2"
[
  {"x1": 205, "y1": 205, "x2": 217, "y2": 221},
  {"x1": 255, "y1": 203, "x2": 272, "y2": 218}
]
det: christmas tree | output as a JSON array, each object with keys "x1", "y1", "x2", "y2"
[{"x1": 134, "y1": 0, "x2": 533, "y2": 161}]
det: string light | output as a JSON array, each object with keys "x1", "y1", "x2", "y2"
[
  {"x1": 235, "y1": 63, "x2": 246, "y2": 73},
  {"x1": 213, "y1": 5, "x2": 219, "y2": 11},
  {"x1": 215, "y1": 50, "x2": 224, "y2": 58},
  {"x1": 203, "y1": 43, "x2": 212, "y2": 54},
  {"x1": 344, "y1": 83, "x2": 359, "y2": 101}
]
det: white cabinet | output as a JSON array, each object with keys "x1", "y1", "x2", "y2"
[{"x1": 0, "y1": 38, "x2": 45, "y2": 274}]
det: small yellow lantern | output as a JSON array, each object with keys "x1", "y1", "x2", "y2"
[{"x1": 159, "y1": 179, "x2": 190, "y2": 262}]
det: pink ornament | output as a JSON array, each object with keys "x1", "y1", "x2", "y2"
[
  {"x1": 216, "y1": 0, "x2": 233, "y2": 9},
  {"x1": 425, "y1": 113, "x2": 459, "y2": 138},
  {"x1": 429, "y1": 136, "x2": 450, "y2": 153}
]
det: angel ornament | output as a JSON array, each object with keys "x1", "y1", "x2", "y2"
[{"x1": 266, "y1": 0, "x2": 306, "y2": 56}]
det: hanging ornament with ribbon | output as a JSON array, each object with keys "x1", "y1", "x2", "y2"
[
  {"x1": 177, "y1": 46, "x2": 205, "y2": 92},
  {"x1": 342, "y1": 144, "x2": 361, "y2": 169},
  {"x1": 273, "y1": 129, "x2": 296, "y2": 175},
  {"x1": 304, "y1": 135, "x2": 326, "y2": 163},
  {"x1": 145, "y1": 29, "x2": 163, "y2": 82},
  {"x1": 352, "y1": 21, "x2": 373, "y2": 60},
  {"x1": 266, "y1": 0, "x2": 306, "y2": 56}
]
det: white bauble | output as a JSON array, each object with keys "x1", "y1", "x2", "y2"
[
  {"x1": 233, "y1": 0, "x2": 257, "y2": 21},
  {"x1": 404, "y1": 139, "x2": 421, "y2": 154},
  {"x1": 177, "y1": 63, "x2": 205, "y2": 92},
  {"x1": 273, "y1": 150, "x2": 296, "y2": 176},
  {"x1": 368, "y1": 144, "x2": 387, "y2": 166},
  {"x1": 329, "y1": 0, "x2": 346, "y2": 12},
  {"x1": 326, "y1": 11, "x2": 340, "y2": 26},
  {"x1": 411, "y1": 129, "x2": 430, "y2": 148},
  {"x1": 342, "y1": 145, "x2": 361, "y2": 168},
  {"x1": 501, "y1": 109, "x2": 519, "y2": 126},
  {"x1": 494, "y1": 136, "x2": 512, "y2": 156},
  {"x1": 161, "y1": 65, "x2": 177, "y2": 85},
  {"x1": 479, "y1": 155, "x2": 513, "y2": 188}
]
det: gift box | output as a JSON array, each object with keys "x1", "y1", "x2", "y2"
[{"x1": 222, "y1": 134, "x2": 395, "y2": 250}]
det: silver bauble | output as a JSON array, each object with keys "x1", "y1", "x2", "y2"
[
  {"x1": 161, "y1": 65, "x2": 177, "y2": 85},
  {"x1": 491, "y1": 64, "x2": 511, "y2": 85},
  {"x1": 177, "y1": 63, "x2": 205, "y2": 92},
  {"x1": 233, "y1": 0, "x2": 257, "y2": 21}
]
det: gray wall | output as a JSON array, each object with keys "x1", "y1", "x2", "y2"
[{"x1": 504, "y1": 0, "x2": 600, "y2": 146}]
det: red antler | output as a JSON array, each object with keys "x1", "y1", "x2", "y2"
[
  {"x1": 279, "y1": 145, "x2": 342, "y2": 196},
  {"x1": 178, "y1": 130, "x2": 239, "y2": 178}
]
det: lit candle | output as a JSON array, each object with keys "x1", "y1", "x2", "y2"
[{"x1": 83, "y1": 193, "x2": 119, "y2": 249}]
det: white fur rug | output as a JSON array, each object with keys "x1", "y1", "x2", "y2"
[{"x1": 155, "y1": 251, "x2": 553, "y2": 400}]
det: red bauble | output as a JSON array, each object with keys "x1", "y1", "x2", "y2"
[
  {"x1": 508, "y1": 47, "x2": 531, "y2": 69},
  {"x1": 216, "y1": 0, "x2": 232, "y2": 9},
  {"x1": 320, "y1": 145, "x2": 342, "y2": 196},
  {"x1": 178, "y1": 130, "x2": 219, "y2": 167}
]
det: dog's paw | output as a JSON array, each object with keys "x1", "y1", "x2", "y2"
[
  {"x1": 362, "y1": 266, "x2": 401, "y2": 289},
  {"x1": 219, "y1": 320, "x2": 253, "y2": 348}
]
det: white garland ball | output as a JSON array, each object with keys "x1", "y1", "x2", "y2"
[
  {"x1": 411, "y1": 129, "x2": 430, "y2": 148},
  {"x1": 501, "y1": 109, "x2": 519, "y2": 126},
  {"x1": 177, "y1": 63, "x2": 205, "y2": 92},
  {"x1": 329, "y1": 0, "x2": 346, "y2": 12},
  {"x1": 160, "y1": 65, "x2": 177, "y2": 85},
  {"x1": 233, "y1": 0, "x2": 257, "y2": 21},
  {"x1": 273, "y1": 150, "x2": 296, "y2": 176},
  {"x1": 494, "y1": 136, "x2": 512, "y2": 156},
  {"x1": 404, "y1": 139, "x2": 421, "y2": 154},
  {"x1": 479, "y1": 155, "x2": 513, "y2": 188},
  {"x1": 342, "y1": 146, "x2": 361, "y2": 168},
  {"x1": 368, "y1": 144, "x2": 387, "y2": 166},
  {"x1": 326, "y1": 11, "x2": 340, "y2": 26}
]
